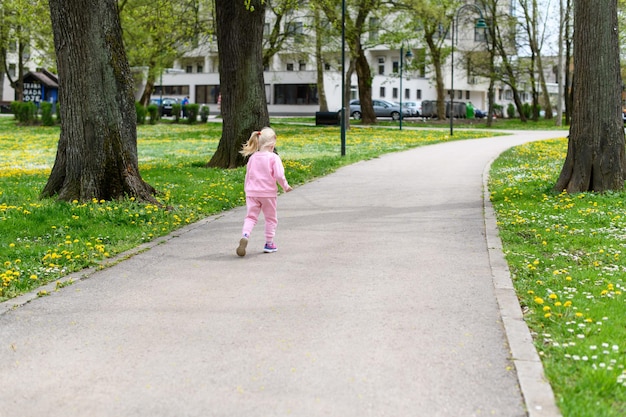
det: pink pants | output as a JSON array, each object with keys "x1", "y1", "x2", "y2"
[{"x1": 242, "y1": 196, "x2": 278, "y2": 242}]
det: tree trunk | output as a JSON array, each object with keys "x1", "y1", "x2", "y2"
[
  {"x1": 314, "y1": 7, "x2": 328, "y2": 112},
  {"x1": 208, "y1": 0, "x2": 268, "y2": 169},
  {"x1": 354, "y1": 42, "x2": 376, "y2": 124},
  {"x1": 42, "y1": 0, "x2": 157, "y2": 203},
  {"x1": 554, "y1": 0, "x2": 626, "y2": 193}
]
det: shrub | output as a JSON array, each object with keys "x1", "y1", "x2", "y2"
[
  {"x1": 41, "y1": 102, "x2": 54, "y2": 126},
  {"x1": 507, "y1": 103, "x2": 516, "y2": 119},
  {"x1": 135, "y1": 102, "x2": 146, "y2": 125},
  {"x1": 200, "y1": 105, "x2": 210, "y2": 122},
  {"x1": 187, "y1": 103, "x2": 200, "y2": 124},
  {"x1": 172, "y1": 103, "x2": 182, "y2": 123},
  {"x1": 147, "y1": 104, "x2": 159, "y2": 124},
  {"x1": 522, "y1": 102, "x2": 532, "y2": 119},
  {"x1": 11, "y1": 101, "x2": 38, "y2": 124}
]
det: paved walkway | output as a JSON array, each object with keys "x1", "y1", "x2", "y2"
[{"x1": 0, "y1": 130, "x2": 565, "y2": 417}]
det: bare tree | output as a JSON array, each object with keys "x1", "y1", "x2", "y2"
[
  {"x1": 554, "y1": 0, "x2": 626, "y2": 193},
  {"x1": 207, "y1": 0, "x2": 269, "y2": 168},
  {"x1": 42, "y1": 0, "x2": 157, "y2": 203},
  {"x1": 319, "y1": 0, "x2": 380, "y2": 125},
  {"x1": 518, "y1": 0, "x2": 554, "y2": 120}
]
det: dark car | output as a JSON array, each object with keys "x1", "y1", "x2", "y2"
[
  {"x1": 349, "y1": 99, "x2": 410, "y2": 121},
  {"x1": 474, "y1": 108, "x2": 487, "y2": 119},
  {"x1": 150, "y1": 97, "x2": 179, "y2": 117}
]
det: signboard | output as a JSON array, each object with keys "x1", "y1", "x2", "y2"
[{"x1": 23, "y1": 82, "x2": 42, "y2": 103}]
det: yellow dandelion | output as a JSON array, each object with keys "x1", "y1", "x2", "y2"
[{"x1": 534, "y1": 297, "x2": 544, "y2": 305}]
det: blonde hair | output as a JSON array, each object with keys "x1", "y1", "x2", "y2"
[{"x1": 240, "y1": 127, "x2": 277, "y2": 157}]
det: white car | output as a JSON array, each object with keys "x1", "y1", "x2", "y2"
[{"x1": 398, "y1": 100, "x2": 422, "y2": 117}]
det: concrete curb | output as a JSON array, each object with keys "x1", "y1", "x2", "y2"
[{"x1": 482, "y1": 158, "x2": 563, "y2": 417}]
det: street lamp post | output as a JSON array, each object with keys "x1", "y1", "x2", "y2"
[
  {"x1": 399, "y1": 45, "x2": 413, "y2": 130},
  {"x1": 340, "y1": 0, "x2": 346, "y2": 156},
  {"x1": 450, "y1": 4, "x2": 487, "y2": 136}
]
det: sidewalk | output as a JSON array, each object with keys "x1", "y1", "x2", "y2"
[{"x1": 0, "y1": 130, "x2": 564, "y2": 417}]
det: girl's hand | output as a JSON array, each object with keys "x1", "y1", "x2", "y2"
[{"x1": 285, "y1": 186, "x2": 293, "y2": 193}]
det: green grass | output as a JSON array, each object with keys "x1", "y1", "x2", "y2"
[
  {"x1": 0, "y1": 117, "x2": 494, "y2": 300},
  {"x1": 489, "y1": 139, "x2": 626, "y2": 417}
]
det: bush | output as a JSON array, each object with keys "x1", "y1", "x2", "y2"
[
  {"x1": 507, "y1": 103, "x2": 516, "y2": 119},
  {"x1": 147, "y1": 104, "x2": 159, "y2": 124},
  {"x1": 187, "y1": 103, "x2": 200, "y2": 124},
  {"x1": 11, "y1": 101, "x2": 38, "y2": 124},
  {"x1": 200, "y1": 105, "x2": 210, "y2": 122},
  {"x1": 172, "y1": 103, "x2": 182, "y2": 123},
  {"x1": 135, "y1": 102, "x2": 147, "y2": 125},
  {"x1": 41, "y1": 102, "x2": 54, "y2": 126}
]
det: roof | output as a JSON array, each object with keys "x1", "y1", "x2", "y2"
[{"x1": 24, "y1": 69, "x2": 59, "y2": 88}]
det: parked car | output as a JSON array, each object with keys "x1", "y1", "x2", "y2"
[
  {"x1": 474, "y1": 108, "x2": 487, "y2": 118},
  {"x1": 397, "y1": 100, "x2": 422, "y2": 117},
  {"x1": 349, "y1": 99, "x2": 410, "y2": 121},
  {"x1": 150, "y1": 97, "x2": 179, "y2": 117}
]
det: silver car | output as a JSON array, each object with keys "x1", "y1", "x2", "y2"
[{"x1": 349, "y1": 99, "x2": 411, "y2": 121}]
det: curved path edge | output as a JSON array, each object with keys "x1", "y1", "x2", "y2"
[{"x1": 483, "y1": 157, "x2": 563, "y2": 417}]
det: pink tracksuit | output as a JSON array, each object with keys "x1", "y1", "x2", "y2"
[{"x1": 242, "y1": 151, "x2": 290, "y2": 242}]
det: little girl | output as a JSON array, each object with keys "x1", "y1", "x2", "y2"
[{"x1": 236, "y1": 127, "x2": 292, "y2": 257}]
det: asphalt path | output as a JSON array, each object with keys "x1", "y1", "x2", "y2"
[{"x1": 0, "y1": 130, "x2": 565, "y2": 417}]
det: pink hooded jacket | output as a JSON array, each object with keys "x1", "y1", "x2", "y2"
[{"x1": 244, "y1": 151, "x2": 290, "y2": 197}]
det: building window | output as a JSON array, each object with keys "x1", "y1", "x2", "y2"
[
  {"x1": 186, "y1": 66, "x2": 192, "y2": 73},
  {"x1": 156, "y1": 85, "x2": 190, "y2": 96},
  {"x1": 325, "y1": 62, "x2": 331, "y2": 70},
  {"x1": 287, "y1": 21, "x2": 304, "y2": 43},
  {"x1": 197, "y1": 65, "x2": 203, "y2": 73},
  {"x1": 8, "y1": 63, "x2": 16, "y2": 77},
  {"x1": 413, "y1": 49, "x2": 427, "y2": 78},
  {"x1": 380, "y1": 87, "x2": 386, "y2": 97},
  {"x1": 405, "y1": 89, "x2": 410, "y2": 99},
  {"x1": 264, "y1": 23, "x2": 270, "y2": 37},
  {"x1": 369, "y1": 17, "x2": 380, "y2": 41},
  {"x1": 299, "y1": 60, "x2": 306, "y2": 71},
  {"x1": 287, "y1": 63, "x2": 294, "y2": 71},
  {"x1": 195, "y1": 85, "x2": 220, "y2": 104},
  {"x1": 392, "y1": 60, "x2": 399, "y2": 73},
  {"x1": 273, "y1": 84, "x2": 319, "y2": 105},
  {"x1": 457, "y1": 90, "x2": 463, "y2": 99},
  {"x1": 466, "y1": 91, "x2": 470, "y2": 99},
  {"x1": 378, "y1": 57, "x2": 385, "y2": 75},
  {"x1": 392, "y1": 88, "x2": 398, "y2": 99},
  {"x1": 416, "y1": 89, "x2": 422, "y2": 99}
]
